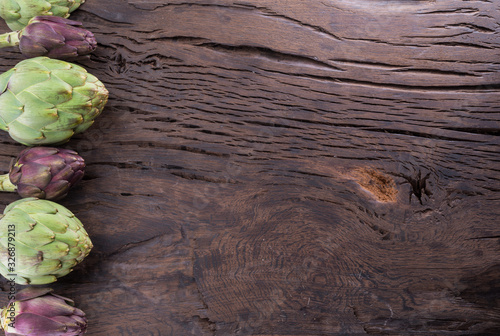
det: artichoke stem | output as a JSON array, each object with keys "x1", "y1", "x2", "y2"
[
  {"x1": 0, "y1": 31, "x2": 20, "y2": 48},
  {"x1": 0, "y1": 174, "x2": 16, "y2": 192}
]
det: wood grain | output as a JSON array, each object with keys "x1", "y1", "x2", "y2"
[{"x1": 0, "y1": 0, "x2": 499, "y2": 335}]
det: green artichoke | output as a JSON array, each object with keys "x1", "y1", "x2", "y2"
[
  {"x1": 0, "y1": 287, "x2": 87, "y2": 335},
  {"x1": 0, "y1": 198, "x2": 93, "y2": 285},
  {"x1": 0, "y1": 56, "x2": 108, "y2": 146},
  {"x1": 0, "y1": 0, "x2": 84, "y2": 30}
]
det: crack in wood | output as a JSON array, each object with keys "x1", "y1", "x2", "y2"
[{"x1": 396, "y1": 170, "x2": 433, "y2": 205}]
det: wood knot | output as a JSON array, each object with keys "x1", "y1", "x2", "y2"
[{"x1": 353, "y1": 168, "x2": 398, "y2": 203}]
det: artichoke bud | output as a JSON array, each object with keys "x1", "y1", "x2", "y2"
[
  {"x1": 0, "y1": 0, "x2": 85, "y2": 30},
  {"x1": 0, "y1": 56, "x2": 109, "y2": 146},
  {"x1": 0, "y1": 146, "x2": 85, "y2": 200},
  {"x1": 16, "y1": 16, "x2": 97, "y2": 60},
  {"x1": 0, "y1": 287, "x2": 87, "y2": 335},
  {"x1": 0, "y1": 198, "x2": 93, "y2": 285}
]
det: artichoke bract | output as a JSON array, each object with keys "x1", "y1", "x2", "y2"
[
  {"x1": 0, "y1": 0, "x2": 84, "y2": 30},
  {"x1": 0, "y1": 147, "x2": 85, "y2": 200},
  {"x1": 0, "y1": 287, "x2": 87, "y2": 335},
  {"x1": 0, "y1": 56, "x2": 108, "y2": 146},
  {"x1": 0, "y1": 16, "x2": 97, "y2": 60},
  {"x1": 0, "y1": 198, "x2": 93, "y2": 285}
]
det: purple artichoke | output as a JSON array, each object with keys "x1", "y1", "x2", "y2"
[
  {"x1": 0, "y1": 287, "x2": 87, "y2": 335},
  {"x1": 0, "y1": 147, "x2": 85, "y2": 200},
  {"x1": 0, "y1": 15, "x2": 96, "y2": 60}
]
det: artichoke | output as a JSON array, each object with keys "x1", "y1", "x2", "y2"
[
  {"x1": 0, "y1": 16, "x2": 97, "y2": 60},
  {"x1": 0, "y1": 147, "x2": 85, "y2": 200},
  {"x1": 0, "y1": 287, "x2": 87, "y2": 335},
  {"x1": 0, "y1": 56, "x2": 108, "y2": 146},
  {"x1": 0, "y1": 198, "x2": 93, "y2": 285},
  {"x1": 0, "y1": 0, "x2": 84, "y2": 30}
]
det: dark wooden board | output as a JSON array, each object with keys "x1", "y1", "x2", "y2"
[{"x1": 0, "y1": 0, "x2": 499, "y2": 335}]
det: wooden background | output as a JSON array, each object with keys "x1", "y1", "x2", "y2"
[{"x1": 0, "y1": 0, "x2": 499, "y2": 335}]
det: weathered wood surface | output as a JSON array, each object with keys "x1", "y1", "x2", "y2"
[{"x1": 1, "y1": 0, "x2": 499, "y2": 335}]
